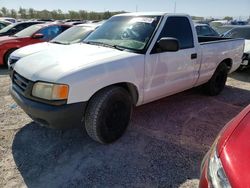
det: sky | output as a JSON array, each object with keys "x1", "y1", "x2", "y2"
[{"x1": 1, "y1": 0, "x2": 250, "y2": 19}]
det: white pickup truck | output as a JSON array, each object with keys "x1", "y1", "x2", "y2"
[{"x1": 10, "y1": 12, "x2": 244, "y2": 144}]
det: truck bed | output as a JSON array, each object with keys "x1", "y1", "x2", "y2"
[
  {"x1": 198, "y1": 36, "x2": 240, "y2": 44},
  {"x1": 196, "y1": 36, "x2": 244, "y2": 84}
]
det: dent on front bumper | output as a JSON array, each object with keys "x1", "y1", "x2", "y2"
[{"x1": 10, "y1": 86, "x2": 87, "y2": 129}]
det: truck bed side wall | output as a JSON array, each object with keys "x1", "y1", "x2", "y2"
[{"x1": 195, "y1": 39, "x2": 244, "y2": 86}]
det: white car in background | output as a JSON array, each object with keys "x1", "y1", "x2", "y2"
[
  {"x1": 223, "y1": 26, "x2": 250, "y2": 70},
  {"x1": 0, "y1": 17, "x2": 16, "y2": 23},
  {"x1": 8, "y1": 22, "x2": 103, "y2": 69}
]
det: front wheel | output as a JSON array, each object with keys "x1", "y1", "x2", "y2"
[
  {"x1": 85, "y1": 86, "x2": 132, "y2": 144},
  {"x1": 203, "y1": 62, "x2": 228, "y2": 96}
]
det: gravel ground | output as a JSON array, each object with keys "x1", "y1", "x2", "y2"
[{"x1": 0, "y1": 68, "x2": 250, "y2": 188}]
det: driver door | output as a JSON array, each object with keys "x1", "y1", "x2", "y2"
[{"x1": 143, "y1": 16, "x2": 200, "y2": 103}]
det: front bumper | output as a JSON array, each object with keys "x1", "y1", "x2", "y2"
[
  {"x1": 241, "y1": 53, "x2": 250, "y2": 67},
  {"x1": 10, "y1": 87, "x2": 87, "y2": 129}
]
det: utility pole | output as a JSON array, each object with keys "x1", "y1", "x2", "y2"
[{"x1": 174, "y1": 1, "x2": 176, "y2": 13}]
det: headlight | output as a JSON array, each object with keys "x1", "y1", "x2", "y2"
[
  {"x1": 208, "y1": 145, "x2": 231, "y2": 188},
  {"x1": 32, "y1": 82, "x2": 69, "y2": 101}
]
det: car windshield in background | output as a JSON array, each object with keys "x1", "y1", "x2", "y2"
[
  {"x1": 224, "y1": 27, "x2": 250, "y2": 40},
  {"x1": 51, "y1": 26, "x2": 94, "y2": 44},
  {"x1": 14, "y1": 25, "x2": 43, "y2": 37},
  {"x1": 84, "y1": 16, "x2": 161, "y2": 52},
  {"x1": 214, "y1": 26, "x2": 235, "y2": 35},
  {"x1": 0, "y1": 23, "x2": 15, "y2": 33}
]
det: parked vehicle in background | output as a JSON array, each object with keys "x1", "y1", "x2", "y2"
[
  {"x1": 63, "y1": 19, "x2": 83, "y2": 22},
  {"x1": 199, "y1": 105, "x2": 250, "y2": 188},
  {"x1": 0, "y1": 21, "x2": 44, "y2": 37},
  {"x1": 0, "y1": 17, "x2": 16, "y2": 23},
  {"x1": 195, "y1": 24, "x2": 220, "y2": 37},
  {"x1": 0, "y1": 20, "x2": 11, "y2": 30},
  {"x1": 231, "y1": 20, "x2": 248, "y2": 25},
  {"x1": 210, "y1": 20, "x2": 229, "y2": 28},
  {"x1": 0, "y1": 23, "x2": 71, "y2": 66},
  {"x1": 36, "y1": 19, "x2": 54, "y2": 22},
  {"x1": 66, "y1": 21, "x2": 88, "y2": 25},
  {"x1": 224, "y1": 26, "x2": 250, "y2": 70},
  {"x1": 10, "y1": 12, "x2": 244, "y2": 144},
  {"x1": 213, "y1": 25, "x2": 238, "y2": 35},
  {"x1": 8, "y1": 22, "x2": 103, "y2": 69}
]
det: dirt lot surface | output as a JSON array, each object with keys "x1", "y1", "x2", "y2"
[{"x1": 0, "y1": 68, "x2": 250, "y2": 188}]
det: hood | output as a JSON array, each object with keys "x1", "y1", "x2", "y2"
[
  {"x1": 11, "y1": 42, "x2": 59, "y2": 59},
  {"x1": 14, "y1": 43, "x2": 138, "y2": 82},
  {"x1": 217, "y1": 105, "x2": 250, "y2": 188},
  {"x1": 244, "y1": 39, "x2": 250, "y2": 53}
]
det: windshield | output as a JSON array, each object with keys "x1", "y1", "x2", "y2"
[
  {"x1": 14, "y1": 25, "x2": 42, "y2": 37},
  {"x1": 224, "y1": 27, "x2": 250, "y2": 40},
  {"x1": 0, "y1": 23, "x2": 16, "y2": 33},
  {"x1": 84, "y1": 16, "x2": 161, "y2": 51},
  {"x1": 51, "y1": 26, "x2": 94, "y2": 44}
]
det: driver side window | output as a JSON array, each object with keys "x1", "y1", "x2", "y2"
[{"x1": 156, "y1": 17, "x2": 194, "y2": 50}]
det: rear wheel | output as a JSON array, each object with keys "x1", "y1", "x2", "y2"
[
  {"x1": 85, "y1": 86, "x2": 132, "y2": 144},
  {"x1": 203, "y1": 62, "x2": 228, "y2": 96}
]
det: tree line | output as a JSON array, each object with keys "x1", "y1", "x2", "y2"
[
  {"x1": 0, "y1": 7, "x2": 126, "y2": 20},
  {"x1": 1, "y1": 7, "x2": 249, "y2": 22}
]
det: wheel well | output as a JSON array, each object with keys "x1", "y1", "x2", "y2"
[
  {"x1": 117, "y1": 83, "x2": 139, "y2": 105},
  {"x1": 90, "y1": 83, "x2": 139, "y2": 106},
  {"x1": 220, "y1": 58, "x2": 232, "y2": 72},
  {"x1": 3, "y1": 48, "x2": 18, "y2": 66}
]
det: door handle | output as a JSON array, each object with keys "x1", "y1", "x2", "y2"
[{"x1": 191, "y1": 53, "x2": 197, "y2": 59}]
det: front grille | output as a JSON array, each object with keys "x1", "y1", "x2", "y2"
[{"x1": 13, "y1": 72, "x2": 30, "y2": 95}]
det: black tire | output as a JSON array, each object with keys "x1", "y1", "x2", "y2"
[
  {"x1": 85, "y1": 86, "x2": 132, "y2": 144},
  {"x1": 3, "y1": 48, "x2": 17, "y2": 67},
  {"x1": 203, "y1": 62, "x2": 228, "y2": 96}
]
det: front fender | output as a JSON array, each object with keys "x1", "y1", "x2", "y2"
[{"x1": 59, "y1": 56, "x2": 145, "y2": 105}]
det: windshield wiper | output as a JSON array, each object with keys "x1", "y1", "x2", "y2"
[
  {"x1": 83, "y1": 41, "x2": 125, "y2": 51},
  {"x1": 51, "y1": 41, "x2": 70, "y2": 45}
]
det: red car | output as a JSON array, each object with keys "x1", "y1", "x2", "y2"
[
  {"x1": 0, "y1": 23, "x2": 71, "y2": 66},
  {"x1": 200, "y1": 105, "x2": 250, "y2": 188}
]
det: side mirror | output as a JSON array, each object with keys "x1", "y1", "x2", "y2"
[
  {"x1": 157, "y1": 37, "x2": 180, "y2": 52},
  {"x1": 32, "y1": 33, "x2": 44, "y2": 39}
]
